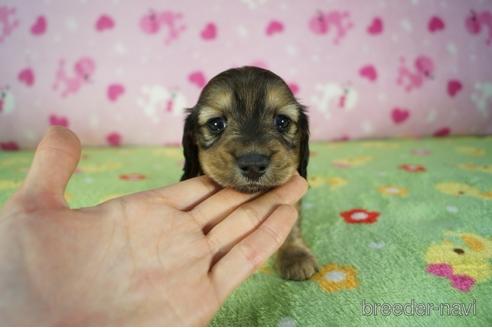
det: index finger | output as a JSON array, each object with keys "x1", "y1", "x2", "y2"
[
  {"x1": 150, "y1": 176, "x2": 222, "y2": 210},
  {"x1": 205, "y1": 175, "x2": 307, "y2": 258},
  {"x1": 210, "y1": 204, "x2": 299, "y2": 301}
]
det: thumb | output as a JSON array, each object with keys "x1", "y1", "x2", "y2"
[{"x1": 19, "y1": 126, "x2": 81, "y2": 209}]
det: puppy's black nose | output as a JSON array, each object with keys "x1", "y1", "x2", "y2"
[{"x1": 237, "y1": 153, "x2": 270, "y2": 180}]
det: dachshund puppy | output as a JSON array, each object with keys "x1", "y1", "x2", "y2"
[{"x1": 181, "y1": 66, "x2": 317, "y2": 280}]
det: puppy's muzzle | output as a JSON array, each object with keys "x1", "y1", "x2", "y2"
[{"x1": 237, "y1": 153, "x2": 270, "y2": 180}]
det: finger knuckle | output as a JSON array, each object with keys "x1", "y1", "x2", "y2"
[
  {"x1": 238, "y1": 204, "x2": 262, "y2": 228},
  {"x1": 270, "y1": 188, "x2": 286, "y2": 204},
  {"x1": 207, "y1": 234, "x2": 222, "y2": 254},
  {"x1": 281, "y1": 204, "x2": 298, "y2": 219},
  {"x1": 238, "y1": 242, "x2": 260, "y2": 269},
  {"x1": 259, "y1": 223, "x2": 284, "y2": 248}
]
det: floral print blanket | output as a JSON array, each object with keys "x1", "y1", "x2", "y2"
[{"x1": 0, "y1": 136, "x2": 491, "y2": 326}]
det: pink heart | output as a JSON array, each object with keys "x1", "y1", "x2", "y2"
[
  {"x1": 107, "y1": 84, "x2": 125, "y2": 102},
  {"x1": 96, "y1": 14, "x2": 115, "y2": 31},
  {"x1": 428, "y1": 16, "x2": 445, "y2": 33},
  {"x1": 433, "y1": 127, "x2": 450, "y2": 137},
  {"x1": 447, "y1": 80, "x2": 462, "y2": 97},
  {"x1": 359, "y1": 65, "x2": 378, "y2": 82},
  {"x1": 188, "y1": 71, "x2": 206, "y2": 88},
  {"x1": 288, "y1": 82, "x2": 299, "y2": 95},
  {"x1": 49, "y1": 114, "x2": 69, "y2": 127},
  {"x1": 31, "y1": 16, "x2": 47, "y2": 35},
  {"x1": 450, "y1": 275, "x2": 475, "y2": 292},
  {"x1": 266, "y1": 20, "x2": 284, "y2": 36},
  {"x1": 391, "y1": 107, "x2": 410, "y2": 124},
  {"x1": 367, "y1": 17, "x2": 383, "y2": 35},
  {"x1": 106, "y1": 132, "x2": 122, "y2": 147},
  {"x1": 18, "y1": 68, "x2": 35, "y2": 87},
  {"x1": 201, "y1": 22, "x2": 217, "y2": 40},
  {"x1": 0, "y1": 141, "x2": 19, "y2": 151}
]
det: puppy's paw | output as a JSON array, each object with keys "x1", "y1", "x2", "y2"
[{"x1": 277, "y1": 245, "x2": 318, "y2": 281}]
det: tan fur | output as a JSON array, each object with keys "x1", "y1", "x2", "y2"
[
  {"x1": 195, "y1": 82, "x2": 301, "y2": 193},
  {"x1": 276, "y1": 201, "x2": 319, "y2": 280},
  {"x1": 266, "y1": 83, "x2": 293, "y2": 109},
  {"x1": 198, "y1": 106, "x2": 223, "y2": 125}
]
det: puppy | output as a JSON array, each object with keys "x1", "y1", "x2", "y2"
[{"x1": 180, "y1": 66, "x2": 317, "y2": 280}]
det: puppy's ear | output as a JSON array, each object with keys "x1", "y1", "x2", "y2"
[
  {"x1": 181, "y1": 109, "x2": 202, "y2": 181},
  {"x1": 297, "y1": 106, "x2": 309, "y2": 179}
]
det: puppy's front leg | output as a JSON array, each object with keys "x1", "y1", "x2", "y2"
[{"x1": 276, "y1": 201, "x2": 318, "y2": 281}]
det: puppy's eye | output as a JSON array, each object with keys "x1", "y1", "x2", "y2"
[
  {"x1": 275, "y1": 115, "x2": 290, "y2": 132},
  {"x1": 207, "y1": 117, "x2": 227, "y2": 133}
]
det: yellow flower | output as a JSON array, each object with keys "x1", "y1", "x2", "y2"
[
  {"x1": 0, "y1": 180, "x2": 21, "y2": 190},
  {"x1": 378, "y1": 185, "x2": 408, "y2": 197},
  {"x1": 332, "y1": 156, "x2": 372, "y2": 168},
  {"x1": 480, "y1": 191, "x2": 492, "y2": 200},
  {"x1": 312, "y1": 263, "x2": 358, "y2": 292},
  {"x1": 308, "y1": 176, "x2": 325, "y2": 188},
  {"x1": 152, "y1": 148, "x2": 182, "y2": 160},
  {"x1": 328, "y1": 177, "x2": 347, "y2": 188},
  {"x1": 456, "y1": 146, "x2": 485, "y2": 157},
  {"x1": 435, "y1": 182, "x2": 492, "y2": 201},
  {"x1": 0, "y1": 157, "x2": 30, "y2": 168},
  {"x1": 458, "y1": 163, "x2": 492, "y2": 174},
  {"x1": 257, "y1": 262, "x2": 274, "y2": 275},
  {"x1": 308, "y1": 176, "x2": 347, "y2": 189},
  {"x1": 79, "y1": 161, "x2": 122, "y2": 173},
  {"x1": 435, "y1": 182, "x2": 478, "y2": 197}
]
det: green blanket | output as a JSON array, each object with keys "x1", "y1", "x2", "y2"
[{"x1": 1, "y1": 136, "x2": 491, "y2": 326}]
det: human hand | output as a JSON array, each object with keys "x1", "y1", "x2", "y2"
[{"x1": 0, "y1": 127, "x2": 307, "y2": 325}]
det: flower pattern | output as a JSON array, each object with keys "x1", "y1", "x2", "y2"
[
  {"x1": 119, "y1": 173, "x2": 147, "y2": 181},
  {"x1": 411, "y1": 148, "x2": 432, "y2": 156},
  {"x1": 455, "y1": 146, "x2": 485, "y2": 157},
  {"x1": 378, "y1": 185, "x2": 408, "y2": 197},
  {"x1": 332, "y1": 156, "x2": 373, "y2": 168},
  {"x1": 308, "y1": 176, "x2": 347, "y2": 189},
  {"x1": 340, "y1": 209, "x2": 380, "y2": 224},
  {"x1": 312, "y1": 264, "x2": 358, "y2": 292},
  {"x1": 0, "y1": 179, "x2": 21, "y2": 190},
  {"x1": 79, "y1": 162, "x2": 122, "y2": 173},
  {"x1": 1, "y1": 133, "x2": 492, "y2": 326},
  {"x1": 399, "y1": 164, "x2": 426, "y2": 173}
]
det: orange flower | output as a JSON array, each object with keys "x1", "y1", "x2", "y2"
[
  {"x1": 312, "y1": 263, "x2": 358, "y2": 292},
  {"x1": 119, "y1": 173, "x2": 146, "y2": 181},
  {"x1": 399, "y1": 164, "x2": 426, "y2": 173}
]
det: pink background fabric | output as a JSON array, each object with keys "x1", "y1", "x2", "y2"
[{"x1": 1, "y1": 0, "x2": 492, "y2": 149}]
